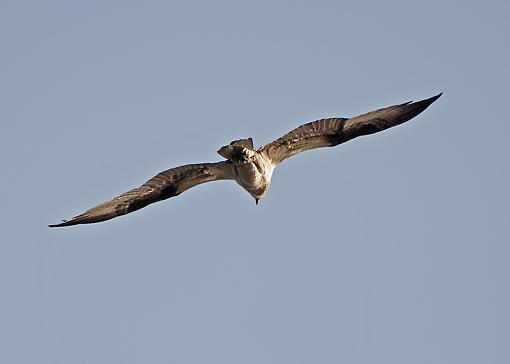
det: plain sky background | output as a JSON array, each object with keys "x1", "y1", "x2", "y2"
[{"x1": 1, "y1": 0, "x2": 509, "y2": 363}]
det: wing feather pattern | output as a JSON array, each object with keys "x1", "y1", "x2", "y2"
[
  {"x1": 49, "y1": 161, "x2": 234, "y2": 227},
  {"x1": 259, "y1": 118, "x2": 348, "y2": 164},
  {"x1": 261, "y1": 93, "x2": 442, "y2": 164},
  {"x1": 50, "y1": 93, "x2": 441, "y2": 227}
]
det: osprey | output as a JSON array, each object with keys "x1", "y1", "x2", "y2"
[{"x1": 50, "y1": 93, "x2": 441, "y2": 227}]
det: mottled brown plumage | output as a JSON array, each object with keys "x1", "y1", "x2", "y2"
[
  {"x1": 49, "y1": 162, "x2": 234, "y2": 227},
  {"x1": 50, "y1": 93, "x2": 441, "y2": 227}
]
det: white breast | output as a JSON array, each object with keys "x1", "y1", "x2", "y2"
[{"x1": 233, "y1": 152, "x2": 274, "y2": 192}]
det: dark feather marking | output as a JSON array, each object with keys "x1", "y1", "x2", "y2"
[
  {"x1": 356, "y1": 121, "x2": 383, "y2": 136},
  {"x1": 159, "y1": 184, "x2": 179, "y2": 199}
]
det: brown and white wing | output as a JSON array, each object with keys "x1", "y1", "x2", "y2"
[
  {"x1": 260, "y1": 93, "x2": 442, "y2": 165},
  {"x1": 49, "y1": 161, "x2": 235, "y2": 227},
  {"x1": 259, "y1": 117, "x2": 348, "y2": 165}
]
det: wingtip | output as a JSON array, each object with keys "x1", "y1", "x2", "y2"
[
  {"x1": 48, "y1": 210, "x2": 116, "y2": 227},
  {"x1": 431, "y1": 91, "x2": 443, "y2": 100},
  {"x1": 48, "y1": 217, "x2": 87, "y2": 228},
  {"x1": 411, "y1": 92, "x2": 443, "y2": 109},
  {"x1": 48, "y1": 220, "x2": 68, "y2": 228},
  {"x1": 424, "y1": 92, "x2": 443, "y2": 106}
]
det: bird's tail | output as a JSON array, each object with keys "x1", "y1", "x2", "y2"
[{"x1": 217, "y1": 138, "x2": 255, "y2": 163}]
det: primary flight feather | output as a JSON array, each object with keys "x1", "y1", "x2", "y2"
[{"x1": 50, "y1": 93, "x2": 441, "y2": 227}]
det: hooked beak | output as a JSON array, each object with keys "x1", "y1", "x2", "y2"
[{"x1": 255, "y1": 198, "x2": 259, "y2": 205}]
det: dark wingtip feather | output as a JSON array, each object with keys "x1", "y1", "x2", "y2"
[
  {"x1": 421, "y1": 92, "x2": 442, "y2": 105},
  {"x1": 427, "y1": 92, "x2": 443, "y2": 103},
  {"x1": 49, "y1": 219, "x2": 75, "y2": 228},
  {"x1": 48, "y1": 212, "x2": 97, "y2": 227},
  {"x1": 399, "y1": 92, "x2": 443, "y2": 123}
]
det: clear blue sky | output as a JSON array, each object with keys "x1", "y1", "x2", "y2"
[{"x1": 2, "y1": 1, "x2": 509, "y2": 363}]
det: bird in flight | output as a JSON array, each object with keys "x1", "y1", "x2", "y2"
[{"x1": 50, "y1": 93, "x2": 441, "y2": 227}]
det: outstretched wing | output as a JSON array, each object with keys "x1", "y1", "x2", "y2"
[
  {"x1": 49, "y1": 161, "x2": 235, "y2": 227},
  {"x1": 259, "y1": 117, "x2": 348, "y2": 164},
  {"x1": 260, "y1": 93, "x2": 442, "y2": 165}
]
